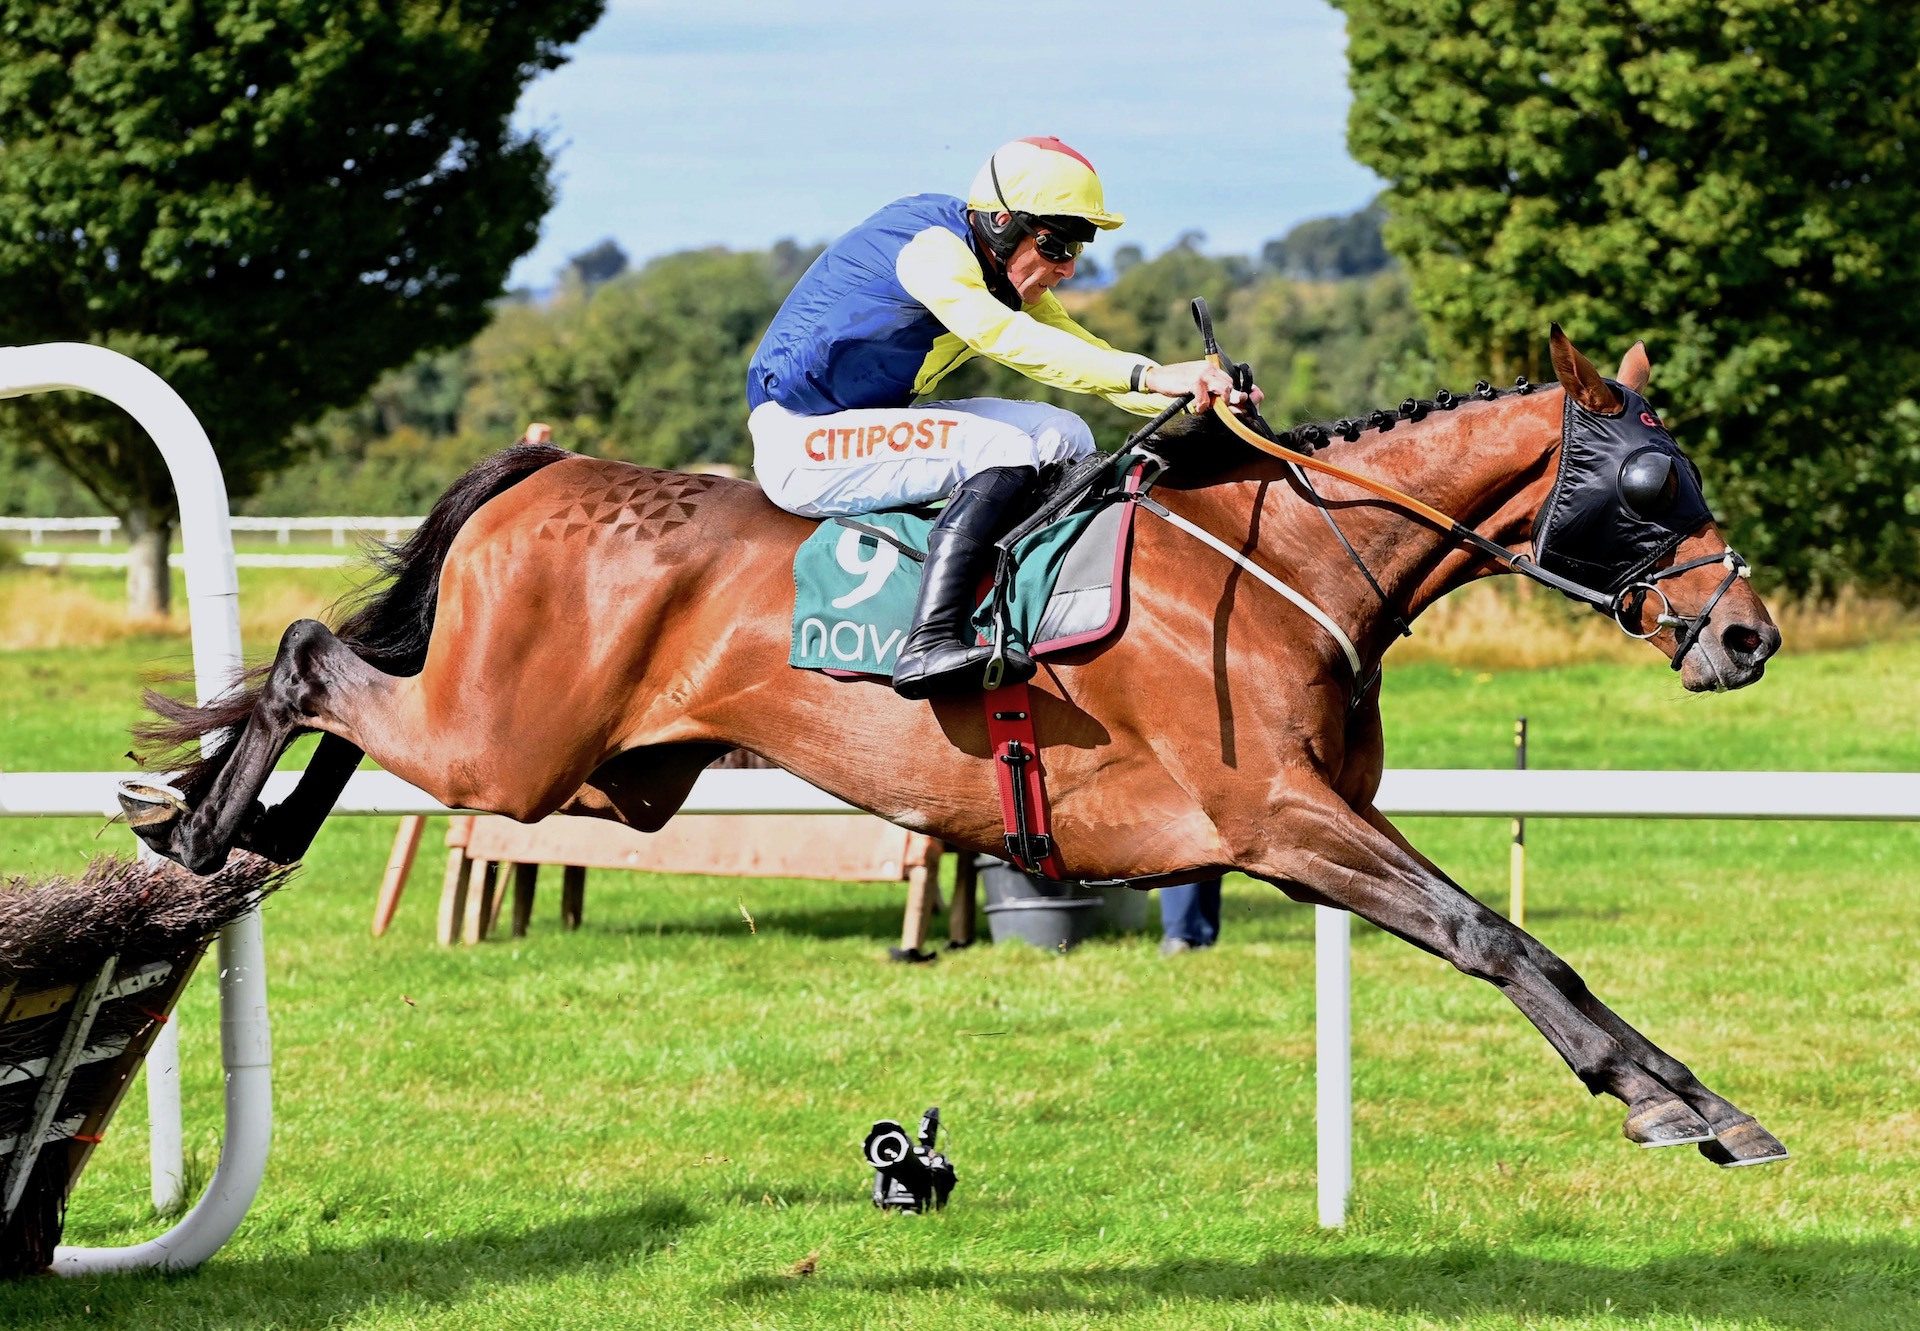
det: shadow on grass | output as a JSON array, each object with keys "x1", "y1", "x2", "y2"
[
  {"x1": 721, "y1": 1239, "x2": 1918, "y2": 1329},
  {"x1": 604, "y1": 899, "x2": 911, "y2": 943},
  {"x1": 598, "y1": 882, "x2": 1318, "y2": 948},
  {"x1": 1512, "y1": 903, "x2": 1629, "y2": 925},
  {"x1": 4, "y1": 1199, "x2": 696, "y2": 1329}
]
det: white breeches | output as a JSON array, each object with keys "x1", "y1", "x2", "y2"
[{"x1": 749, "y1": 397, "x2": 1096, "y2": 517}]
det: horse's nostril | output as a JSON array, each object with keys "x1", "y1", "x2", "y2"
[{"x1": 1722, "y1": 624, "x2": 1764, "y2": 658}]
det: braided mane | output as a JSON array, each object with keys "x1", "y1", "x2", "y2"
[
  {"x1": 1155, "y1": 375, "x2": 1556, "y2": 480},
  {"x1": 1281, "y1": 376, "x2": 1550, "y2": 451}
]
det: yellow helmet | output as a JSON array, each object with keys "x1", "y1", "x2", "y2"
[{"x1": 966, "y1": 137, "x2": 1125, "y2": 231}]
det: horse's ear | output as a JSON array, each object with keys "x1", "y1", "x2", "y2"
[
  {"x1": 1549, "y1": 323, "x2": 1623, "y2": 414},
  {"x1": 1616, "y1": 341, "x2": 1651, "y2": 394}
]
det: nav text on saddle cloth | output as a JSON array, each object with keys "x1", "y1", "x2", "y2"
[{"x1": 787, "y1": 482, "x2": 1137, "y2": 677}]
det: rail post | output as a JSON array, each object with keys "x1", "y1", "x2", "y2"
[{"x1": 1510, "y1": 716, "x2": 1528, "y2": 926}]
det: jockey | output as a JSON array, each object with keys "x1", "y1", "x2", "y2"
[{"x1": 748, "y1": 135, "x2": 1258, "y2": 698}]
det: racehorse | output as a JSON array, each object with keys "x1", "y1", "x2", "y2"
[{"x1": 128, "y1": 327, "x2": 1787, "y2": 1166}]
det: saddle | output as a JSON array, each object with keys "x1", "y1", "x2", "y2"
[{"x1": 787, "y1": 453, "x2": 1150, "y2": 678}]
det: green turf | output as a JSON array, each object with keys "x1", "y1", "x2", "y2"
[{"x1": 1, "y1": 571, "x2": 1915, "y2": 1328}]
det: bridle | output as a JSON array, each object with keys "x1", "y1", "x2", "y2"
[
  {"x1": 1610, "y1": 549, "x2": 1750, "y2": 666},
  {"x1": 1143, "y1": 300, "x2": 1753, "y2": 679}
]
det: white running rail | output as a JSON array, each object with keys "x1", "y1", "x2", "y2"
[
  {"x1": 9, "y1": 766, "x2": 1920, "y2": 822},
  {"x1": 20, "y1": 550, "x2": 361, "y2": 570}
]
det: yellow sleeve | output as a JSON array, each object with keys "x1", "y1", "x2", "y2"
[
  {"x1": 895, "y1": 226, "x2": 1155, "y2": 401},
  {"x1": 1025, "y1": 294, "x2": 1177, "y2": 418}
]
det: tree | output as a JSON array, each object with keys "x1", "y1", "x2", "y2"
[
  {"x1": 1095, "y1": 245, "x2": 1254, "y2": 365},
  {"x1": 767, "y1": 238, "x2": 825, "y2": 286},
  {"x1": 562, "y1": 238, "x2": 630, "y2": 293},
  {"x1": 1261, "y1": 198, "x2": 1392, "y2": 281},
  {"x1": 1338, "y1": 0, "x2": 1920, "y2": 595},
  {"x1": 254, "y1": 233, "x2": 1433, "y2": 506},
  {"x1": 458, "y1": 247, "x2": 789, "y2": 471},
  {"x1": 1226, "y1": 269, "x2": 1433, "y2": 425},
  {"x1": 0, "y1": 0, "x2": 604, "y2": 612}
]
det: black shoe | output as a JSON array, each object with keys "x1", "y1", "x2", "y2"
[{"x1": 892, "y1": 465, "x2": 1037, "y2": 699}]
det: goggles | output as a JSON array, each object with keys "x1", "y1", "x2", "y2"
[
  {"x1": 990, "y1": 154, "x2": 1090, "y2": 266},
  {"x1": 1031, "y1": 229, "x2": 1085, "y2": 265}
]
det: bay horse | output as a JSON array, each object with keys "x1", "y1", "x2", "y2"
[{"x1": 130, "y1": 328, "x2": 1787, "y2": 1167}]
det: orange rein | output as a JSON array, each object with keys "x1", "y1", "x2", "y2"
[
  {"x1": 1202, "y1": 386, "x2": 1460, "y2": 533},
  {"x1": 1193, "y1": 373, "x2": 1630, "y2": 618}
]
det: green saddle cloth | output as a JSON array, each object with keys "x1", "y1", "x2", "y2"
[{"x1": 789, "y1": 506, "x2": 1103, "y2": 677}]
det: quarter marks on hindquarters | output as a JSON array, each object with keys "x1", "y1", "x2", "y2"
[{"x1": 536, "y1": 471, "x2": 719, "y2": 541}]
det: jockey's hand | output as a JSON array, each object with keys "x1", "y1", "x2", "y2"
[{"x1": 1145, "y1": 361, "x2": 1265, "y2": 415}]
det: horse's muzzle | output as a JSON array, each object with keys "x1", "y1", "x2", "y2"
[{"x1": 1680, "y1": 617, "x2": 1780, "y2": 692}]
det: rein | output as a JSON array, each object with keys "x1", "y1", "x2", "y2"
[
  {"x1": 1166, "y1": 300, "x2": 1750, "y2": 676},
  {"x1": 1200, "y1": 390, "x2": 1745, "y2": 657}
]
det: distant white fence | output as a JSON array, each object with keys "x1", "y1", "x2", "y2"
[
  {"x1": 0, "y1": 516, "x2": 119, "y2": 544},
  {"x1": 1, "y1": 515, "x2": 421, "y2": 547},
  {"x1": 20, "y1": 551, "x2": 362, "y2": 570}
]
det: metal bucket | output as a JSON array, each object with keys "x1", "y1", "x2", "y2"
[
  {"x1": 981, "y1": 896, "x2": 1105, "y2": 951},
  {"x1": 974, "y1": 858, "x2": 1153, "y2": 945}
]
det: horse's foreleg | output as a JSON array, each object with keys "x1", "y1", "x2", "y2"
[
  {"x1": 1356, "y1": 806, "x2": 1787, "y2": 1166},
  {"x1": 1241, "y1": 786, "x2": 1717, "y2": 1150}
]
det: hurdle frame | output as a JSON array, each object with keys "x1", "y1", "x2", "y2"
[{"x1": 0, "y1": 342, "x2": 263, "y2": 1274}]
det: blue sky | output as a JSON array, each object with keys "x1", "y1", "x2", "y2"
[{"x1": 507, "y1": 0, "x2": 1382, "y2": 288}]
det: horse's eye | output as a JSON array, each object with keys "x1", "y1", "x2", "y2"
[{"x1": 1618, "y1": 447, "x2": 1679, "y2": 519}]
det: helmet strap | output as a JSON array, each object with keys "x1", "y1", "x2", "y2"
[{"x1": 967, "y1": 209, "x2": 1023, "y2": 307}]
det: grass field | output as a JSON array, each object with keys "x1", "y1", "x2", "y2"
[{"x1": 1, "y1": 565, "x2": 1916, "y2": 1328}]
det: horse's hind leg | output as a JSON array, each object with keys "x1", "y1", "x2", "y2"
[
  {"x1": 156, "y1": 621, "x2": 376, "y2": 874},
  {"x1": 237, "y1": 733, "x2": 366, "y2": 864},
  {"x1": 158, "y1": 611, "x2": 623, "y2": 876},
  {"x1": 1359, "y1": 807, "x2": 1787, "y2": 1166}
]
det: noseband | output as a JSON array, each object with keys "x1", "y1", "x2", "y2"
[{"x1": 1612, "y1": 549, "x2": 1751, "y2": 670}]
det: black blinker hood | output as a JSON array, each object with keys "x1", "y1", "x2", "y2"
[{"x1": 1532, "y1": 381, "x2": 1712, "y2": 594}]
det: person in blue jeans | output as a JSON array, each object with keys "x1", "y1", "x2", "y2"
[{"x1": 1159, "y1": 877, "x2": 1223, "y2": 956}]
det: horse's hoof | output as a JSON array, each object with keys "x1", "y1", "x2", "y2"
[
  {"x1": 117, "y1": 780, "x2": 187, "y2": 829},
  {"x1": 1698, "y1": 1116, "x2": 1790, "y2": 1168},
  {"x1": 1624, "y1": 1098, "x2": 1716, "y2": 1148}
]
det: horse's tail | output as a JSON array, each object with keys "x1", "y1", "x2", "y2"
[
  {"x1": 324, "y1": 443, "x2": 574, "y2": 673},
  {"x1": 135, "y1": 444, "x2": 574, "y2": 787}
]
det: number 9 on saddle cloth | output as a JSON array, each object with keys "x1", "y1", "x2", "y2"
[{"x1": 786, "y1": 461, "x2": 1140, "y2": 678}]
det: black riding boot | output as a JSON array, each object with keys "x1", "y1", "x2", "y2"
[{"x1": 891, "y1": 465, "x2": 1038, "y2": 699}]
